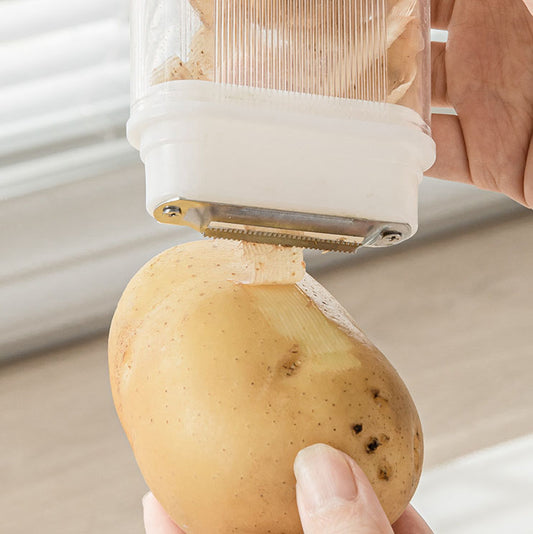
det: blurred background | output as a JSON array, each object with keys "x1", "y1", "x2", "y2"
[{"x1": 1, "y1": 1, "x2": 532, "y2": 533}]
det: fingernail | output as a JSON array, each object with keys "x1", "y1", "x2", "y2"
[
  {"x1": 294, "y1": 444, "x2": 357, "y2": 514},
  {"x1": 142, "y1": 491, "x2": 152, "y2": 507}
]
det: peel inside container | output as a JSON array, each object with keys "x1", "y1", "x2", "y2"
[{"x1": 150, "y1": 0, "x2": 426, "y2": 116}]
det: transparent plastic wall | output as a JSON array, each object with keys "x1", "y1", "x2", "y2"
[{"x1": 131, "y1": 0, "x2": 431, "y2": 125}]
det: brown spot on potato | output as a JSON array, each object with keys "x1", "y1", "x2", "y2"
[
  {"x1": 370, "y1": 387, "x2": 389, "y2": 408},
  {"x1": 378, "y1": 462, "x2": 392, "y2": 481},
  {"x1": 352, "y1": 423, "x2": 363, "y2": 435},
  {"x1": 366, "y1": 437, "x2": 381, "y2": 453},
  {"x1": 413, "y1": 430, "x2": 422, "y2": 472},
  {"x1": 281, "y1": 348, "x2": 303, "y2": 376}
]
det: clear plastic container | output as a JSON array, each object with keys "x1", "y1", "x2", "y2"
[
  {"x1": 132, "y1": 0, "x2": 430, "y2": 123},
  {"x1": 128, "y1": 0, "x2": 435, "y2": 250}
]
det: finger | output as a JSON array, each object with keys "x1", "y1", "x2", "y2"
[
  {"x1": 427, "y1": 114, "x2": 472, "y2": 184},
  {"x1": 294, "y1": 443, "x2": 393, "y2": 534},
  {"x1": 143, "y1": 492, "x2": 185, "y2": 534},
  {"x1": 431, "y1": 0, "x2": 455, "y2": 29},
  {"x1": 431, "y1": 41, "x2": 449, "y2": 107},
  {"x1": 392, "y1": 505, "x2": 434, "y2": 534}
]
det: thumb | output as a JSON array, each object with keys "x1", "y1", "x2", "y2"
[{"x1": 294, "y1": 444, "x2": 393, "y2": 534}]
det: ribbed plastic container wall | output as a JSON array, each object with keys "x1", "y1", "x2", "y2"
[{"x1": 131, "y1": 0, "x2": 431, "y2": 126}]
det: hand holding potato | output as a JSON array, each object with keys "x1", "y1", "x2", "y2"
[{"x1": 143, "y1": 443, "x2": 433, "y2": 534}]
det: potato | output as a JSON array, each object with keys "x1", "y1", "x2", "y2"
[
  {"x1": 151, "y1": 56, "x2": 194, "y2": 85},
  {"x1": 189, "y1": 0, "x2": 214, "y2": 28},
  {"x1": 186, "y1": 26, "x2": 214, "y2": 81},
  {"x1": 109, "y1": 240, "x2": 423, "y2": 533}
]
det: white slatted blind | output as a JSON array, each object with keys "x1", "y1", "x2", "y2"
[{"x1": 0, "y1": 0, "x2": 132, "y2": 198}]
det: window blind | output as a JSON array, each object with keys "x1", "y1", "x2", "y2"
[{"x1": 0, "y1": 0, "x2": 132, "y2": 198}]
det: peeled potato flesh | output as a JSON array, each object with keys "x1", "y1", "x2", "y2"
[{"x1": 109, "y1": 240, "x2": 423, "y2": 533}]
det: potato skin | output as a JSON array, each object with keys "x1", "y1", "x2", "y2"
[{"x1": 109, "y1": 240, "x2": 423, "y2": 533}]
